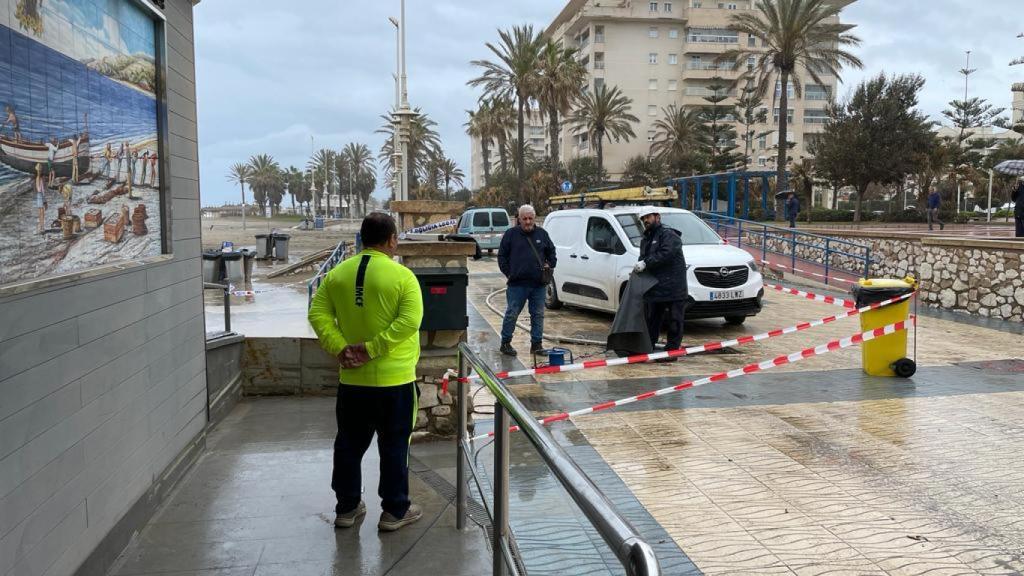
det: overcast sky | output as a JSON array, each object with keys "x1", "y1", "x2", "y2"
[{"x1": 193, "y1": 0, "x2": 1023, "y2": 207}]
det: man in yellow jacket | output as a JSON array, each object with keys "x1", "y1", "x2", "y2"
[{"x1": 308, "y1": 213, "x2": 424, "y2": 532}]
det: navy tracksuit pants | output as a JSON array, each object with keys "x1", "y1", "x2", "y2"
[{"x1": 333, "y1": 382, "x2": 417, "y2": 518}]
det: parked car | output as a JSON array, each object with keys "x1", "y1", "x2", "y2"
[
  {"x1": 543, "y1": 206, "x2": 764, "y2": 324},
  {"x1": 456, "y1": 208, "x2": 512, "y2": 253}
]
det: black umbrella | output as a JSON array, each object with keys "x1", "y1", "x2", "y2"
[
  {"x1": 774, "y1": 188, "x2": 795, "y2": 199},
  {"x1": 994, "y1": 160, "x2": 1024, "y2": 176}
]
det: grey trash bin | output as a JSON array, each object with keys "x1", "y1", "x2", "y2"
[
  {"x1": 240, "y1": 249, "x2": 255, "y2": 283},
  {"x1": 202, "y1": 251, "x2": 223, "y2": 283},
  {"x1": 254, "y1": 234, "x2": 271, "y2": 259},
  {"x1": 222, "y1": 252, "x2": 244, "y2": 285},
  {"x1": 272, "y1": 233, "x2": 291, "y2": 261}
]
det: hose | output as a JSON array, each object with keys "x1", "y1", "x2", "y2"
[{"x1": 484, "y1": 288, "x2": 607, "y2": 347}]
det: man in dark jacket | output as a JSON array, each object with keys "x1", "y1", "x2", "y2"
[
  {"x1": 634, "y1": 208, "x2": 688, "y2": 359},
  {"x1": 927, "y1": 186, "x2": 945, "y2": 231},
  {"x1": 1013, "y1": 179, "x2": 1024, "y2": 238},
  {"x1": 497, "y1": 205, "x2": 557, "y2": 356},
  {"x1": 785, "y1": 192, "x2": 800, "y2": 228}
]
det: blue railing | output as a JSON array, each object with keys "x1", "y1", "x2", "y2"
[
  {"x1": 306, "y1": 240, "x2": 351, "y2": 308},
  {"x1": 696, "y1": 212, "x2": 874, "y2": 284}
]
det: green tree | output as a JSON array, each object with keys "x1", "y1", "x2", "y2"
[
  {"x1": 227, "y1": 163, "x2": 252, "y2": 228},
  {"x1": 536, "y1": 39, "x2": 587, "y2": 175},
  {"x1": 564, "y1": 156, "x2": 607, "y2": 192},
  {"x1": 307, "y1": 148, "x2": 336, "y2": 215},
  {"x1": 465, "y1": 102, "x2": 496, "y2": 186},
  {"x1": 247, "y1": 154, "x2": 283, "y2": 214},
  {"x1": 650, "y1": 105, "x2": 706, "y2": 174},
  {"x1": 816, "y1": 73, "x2": 935, "y2": 222},
  {"x1": 570, "y1": 84, "x2": 638, "y2": 178},
  {"x1": 438, "y1": 157, "x2": 465, "y2": 199},
  {"x1": 701, "y1": 76, "x2": 744, "y2": 171},
  {"x1": 943, "y1": 97, "x2": 1008, "y2": 145},
  {"x1": 378, "y1": 108, "x2": 442, "y2": 195},
  {"x1": 341, "y1": 142, "x2": 375, "y2": 217},
  {"x1": 735, "y1": 79, "x2": 774, "y2": 170},
  {"x1": 469, "y1": 25, "x2": 544, "y2": 192},
  {"x1": 724, "y1": 0, "x2": 862, "y2": 192},
  {"x1": 621, "y1": 155, "x2": 667, "y2": 187}
]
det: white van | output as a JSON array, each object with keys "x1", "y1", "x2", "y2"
[{"x1": 543, "y1": 206, "x2": 764, "y2": 324}]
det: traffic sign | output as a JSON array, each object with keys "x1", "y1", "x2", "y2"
[{"x1": 561, "y1": 180, "x2": 573, "y2": 193}]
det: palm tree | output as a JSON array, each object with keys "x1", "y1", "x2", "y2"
[
  {"x1": 536, "y1": 39, "x2": 587, "y2": 175},
  {"x1": 490, "y1": 97, "x2": 516, "y2": 174},
  {"x1": 651, "y1": 105, "x2": 706, "y2": 173},
  {"x1": 469, "y1": 25, "x2": 543, "y2": 190},
  {"x1": 465, "y1": 102, "x2": 494, "y2": 186},
  {"x1": 723, "y1": 0, "x2": 862, "y2": 192},
  {"x1": 308, "y1": 149, "x2": 335, "y2": 216},
  {"x1": 247, "y1": 154, "x2": 282, "y2": 214},
  {"x1": 570, "y1": 84, "x2": 639, "y2": 177},
  {"x1": 342, "y1": 143, "x2": 375, "y2": 217},
  {"x1": 378, "y1": 108, "x2": 442, "y2": 195},
  {"x1": 438, "y1": 157, "x2": 465, "y2": 199},
  {"x1": 227, "y1": 163, "x2": 251, "y2": 229}
]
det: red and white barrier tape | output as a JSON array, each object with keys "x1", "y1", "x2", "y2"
[
  {"x1": 442, "y1": 292, "x2": 916, "y2": 389},
  {"x1": 470, "y1": 319, "x2": 910, "y2": 442},
  {"x1": 767, "y1": 283, "x2": 856, "y2": 308},
  {"x1": 759, "y1": 260, "x2": 860, "y2": 285}
]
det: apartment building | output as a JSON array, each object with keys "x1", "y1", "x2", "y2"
[
  {"x1": 1013, "y1": 82, "x2": 1023, "y2": 126},
  {"x1": 469, "y1": 0, "x2": 851, "y2": 187}
]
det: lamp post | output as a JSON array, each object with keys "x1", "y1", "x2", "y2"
[{"x1": 389, "y1": 0, "x2": 413, "y2": 202}]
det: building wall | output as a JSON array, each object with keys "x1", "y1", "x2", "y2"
[
  {"x1": 1013, "y1": 83, "x2": 1023, "y2": 126},
  {"x1": 0, "y1": 0, "x2": 205, "y2": 574}
]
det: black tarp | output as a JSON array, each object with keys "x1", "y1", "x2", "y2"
[{"x1": 607, "y1": 272, "x2": 659, "y2": 356}]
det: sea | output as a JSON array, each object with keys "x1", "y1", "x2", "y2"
[{"x1": 0, "y1": 22, "x2": 157, "y2": 188}]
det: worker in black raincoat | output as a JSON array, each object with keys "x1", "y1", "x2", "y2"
[{"x1": 633, "y1": 207, "x2": 688, "y2": 359}]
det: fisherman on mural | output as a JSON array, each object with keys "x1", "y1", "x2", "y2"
[
  {"x1": 114, "y1": 142, "x2": 124, "y2": 182},
  {"x1": 35, "y1": 163, "x2": 47, "y2": 233},
  {"x1": 141, "y1": 150, "x2": 150, "y2": 186},
  {"x1": 100, "y1": 143, "x2": 114, "y2": 179},
  {"x1": 45, "y1": 137, "x2": 59, "y2": 186},
  {"x1": 1, "y1": 105, "x2": 22, "y2": 141},
  {"x1": 149, "y1": 151, "x2": 158, "y2": 186},
  {"x1": 70, "y1": 133, "x2": 82, "y2": 183},
  {"x1": 126, "y1": 147, "x2": 135, "y2": 199}
]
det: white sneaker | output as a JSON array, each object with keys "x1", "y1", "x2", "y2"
[
  {"x1": 334, "y1": 501, "x2": 366, "y2": 528},
  {"x1": 377, "y1": 504, "x2": 423, "y2": 532}
]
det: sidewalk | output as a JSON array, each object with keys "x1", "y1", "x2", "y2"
[{"x1": 107, "y1": 397, "x2": 491, "y2": 576}]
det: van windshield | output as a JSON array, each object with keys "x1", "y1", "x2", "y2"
[{"x1": 615, "y1": 212, "x2": 722, "y2": 247}]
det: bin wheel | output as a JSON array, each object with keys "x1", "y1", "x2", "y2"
[{"x1": 892, "y1": 358, "x2": 916, "y2": 378}]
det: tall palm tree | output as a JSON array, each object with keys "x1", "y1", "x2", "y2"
[
  {"x1": 536, "y1": 39, "x2": 587, "y2": 175},
  {"x1": 490, "y1": 97, "x2": 516, "y2": 174},
  {"x1": 570, "y1": 84, "x2": 639, "y2": 177},
  {"x1": 227, "y1": 163, "x2": 251, "y2": 229},
  {"x1": 247, "y1": 154, "x2": 282, "y2": 214},
  {"x1": 465, "y1": 102, "x2": 494, "y2": 186},
  {"x1": 469, "y1": 24, "x2": 543, "y2": 190},
  {"x1": 307, "y1": 149, "x2": 335, "y2": 216},
  {"x1": 651, "y1": 105, "x2": 706, "y2": 173},
  {"x1": 342, "y1": 143, "x2": 375, "y2": 217},
  {"x1": 438, "y1": 157, "x2": 465, "y2": 199},
  {"x1": 723, "y1": 0, "x2": 862, "y2": 192},
  {"x1": 378, "y1": 108, "x2": 442, "y2": 195}
]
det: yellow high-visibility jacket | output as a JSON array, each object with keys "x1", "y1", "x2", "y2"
[{"x1": 308, "y1": 249, "x2": 423, "y2": 386}]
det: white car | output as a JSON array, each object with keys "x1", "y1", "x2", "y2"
[{"x1": 543, "y1": 206, "x2": 764, "y2": 324}]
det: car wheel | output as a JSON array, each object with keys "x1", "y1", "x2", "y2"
[
  {"x1": 545, "y1": 284, "x2": 563, "y2": 310},
  {"x1": 724, "y1": 315, "x2": 746, "y2": 325}
]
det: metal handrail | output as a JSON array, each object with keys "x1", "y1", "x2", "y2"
[
  {"x1": 456, "y1": 344, "x2": 661, "y2": 576},
  {"x1": 306, "y1": 240, "x2": 349, "y2": 308},
  {"x1": 203, "y1": 282, "x2": 231, "y2": 333},
  {"x1": 695, "y1": 211, "x2": 874, "y2": 282}
]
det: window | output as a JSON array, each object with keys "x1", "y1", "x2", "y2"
[
  {"x1": 649, "y1": 26, "x2": 659, "y2": 38},
  {"x1": 472, "y1": 211, "x2": 490, "y2": 227},
  {"x1": 492, "y1": 211, "x2": 510, "y2": 227},
  {"x1": 774, "y1": 80, "x2": 795, "y2": 98},
  {"x1": 459, "y1": 214, "x2": 471, "y2": 230},
  {"x1": 804, "y1": 109, "x2": 829, "y2": 124},
  {"x1": 668, "y1": 79, "x2": 678, "y2": 91},
  {"x1": 595, "y1": 25, "x2": 605, "y2": 43},
  {"x1": 669, "y1": 28, "x2": 679, "y2": 39},
  {"x1": 649, "y1": 79, "x2": 658, "y2": 90},
  {"x1": 587, "y1": 218, "x2": 621, "y2": 253},
  {"x1": 692, "y1": 1, "x2": 702, "y2": 7},
  {"x1": 664, "y1": 2, "x2": 673, "y2": 12},
  {"x1": 594, "y1": 52, "x2": 605, "y2": 69},
  {"x1": 647, "y1": 130, "x2": 656, "y2": 142},
  {"x1": 747, "y1": 55, "x2": 756, "y2": 69},
  {"x1": 757, "y1": 135, "x2": 767, "y2": 149},
  {"x1": 616, "y1": 213, "x2": 722, "y2": 247},
  {"x1": 594, "y1": 77, "x2": 605, "y2": 92},
  {"x1": 773, "y1": 108, "x2": 795, "y2": 124},
  {"x1": 649, "y1": 1, "x2": 658, "y2": 11},
  {"x1": 668, "y1": 53, "x2": 678, "y2": 65},
  {"x1": 687, "y1": 28, "x2": 739, "y2": 43},
  {"x1": 757, "y1": 157, "x2": 767, "y2": 167},
  {"x1": 649, "y1": 52, "x2": 658, "y2": 64},
  {"x1": 648, "y1": 105, "x2": 658, "y2": 116},
  {"x1": 805, "y1": 84, "x2": 831, "y2": 101},
  {"x1": 719, "y1": 2, "x2": 738, "y2": 8},
  {"x1": 748, "y1": 35, "x2": 757, "y2": 47}
]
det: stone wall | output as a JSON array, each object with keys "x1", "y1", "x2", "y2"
[{"x1": 775, "y1": 228, "x2": 1024, "y2": 321}]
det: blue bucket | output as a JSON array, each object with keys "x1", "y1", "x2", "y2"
[{"x1": 547, "y1": 348, "x2": 569, "y2": 366}]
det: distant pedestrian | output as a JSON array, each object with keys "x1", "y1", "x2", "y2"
[
  {"x1": 497, "y1": 204, "x2": 556, "y2": 357},
  {"x1": 634, "y1": 207, "x2": 688, "y2": 358},
  {"x1": 785, "y1": 192, "x2": 800, "y2": 229},
  {"x1": 927, "y1": 186, "x2": 945, "y2": 231},
  {"x1": 308, "y1": 212, "x2": 425, "y2": 533},
  {"x1": 1013, "y1": 179, "x2": 1024, "y2": 238}
]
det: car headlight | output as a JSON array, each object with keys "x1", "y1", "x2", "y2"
[{"x1": 747, "y1": 261, "x2": 758, "y2": 272}]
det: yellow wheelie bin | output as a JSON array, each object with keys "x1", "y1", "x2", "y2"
[{"x1": 851, "y1": 277, "x2": 918, "y2": 377}]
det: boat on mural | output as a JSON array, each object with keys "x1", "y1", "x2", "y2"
[{"x1": 0, "y1": 134, "x2": 91, "y2": 179}]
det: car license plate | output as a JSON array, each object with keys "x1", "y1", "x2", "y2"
[{"x1": 710, "y1": 290, "x2": 744, "y2": 301}]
